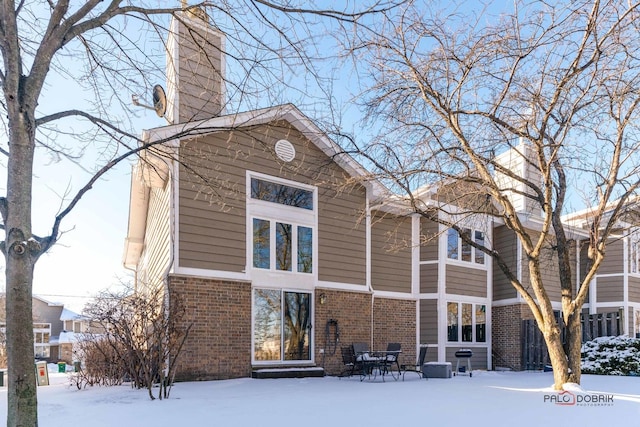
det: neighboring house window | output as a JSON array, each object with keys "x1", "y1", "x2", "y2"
[
  {"x1": 447, "y1": 228, "x2": 486, "y2": 265},
  {"x1": 249, "y1": 175, "x2": 315, "y2": 274},
  {"x1": 253, "y1": 288, "x2": 311, "y2": 362},
  {"x1": 33, "y1": 323, "x2": 51, "y2": 358},
  {"x1": 447, "y1": 302, "x2": 486, "y2": 343},
  {"x1": 630, "y1": 233, "x2": 640, "y2": 274}
]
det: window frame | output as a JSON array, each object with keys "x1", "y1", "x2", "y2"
[
  {"x1": 247, "y1": 172, "x2": 318, "y2": 286},
  {"x1": 446, "y1": 302, "x2": 486, "y2": 343},
  {"x1": 446, "y1": 227, "x2": 487, "y2": 266}
]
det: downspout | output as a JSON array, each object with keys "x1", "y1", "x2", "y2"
[{"x1": 366, "y1": 195, "x2": 374, "y2": 348}]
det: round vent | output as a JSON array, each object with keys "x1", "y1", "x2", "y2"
[{"x1": 275, "y1": 139, "x2": 296, "y2": 162}]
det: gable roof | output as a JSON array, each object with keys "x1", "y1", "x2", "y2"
[{"x1": 123, "y1": 104, "x2": 390, "y2": 268}]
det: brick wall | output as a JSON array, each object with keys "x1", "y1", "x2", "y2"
[
  {"x1": 167, "y1": 278, "x2": 417, "y2": 379},
  {"x1": 373, "y1": 297, "x2": 417, "y2": 368},
  {"x1": 492, "y1": 304, "x2": 532, "y2": 370},
  {"x1": 314, "y1": 289, "x2": 372, "y2": 376},
  {"x1": 168, "y1": 275, "x2": 252, "y2": 381}
]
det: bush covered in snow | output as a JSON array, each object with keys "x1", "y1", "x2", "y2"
[{"x1": 581, "y1": 335, "x2": 640, "y2": 375}]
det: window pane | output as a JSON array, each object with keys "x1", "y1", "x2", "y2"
[
  {"x1": 476, "y1": 304, "x2": 486, "y2": 342},
  {"x1": 461, "y1": 229, "x2": 472, "y2": 262},
  {"x1": 253, "y1": 219, "x2": 270, "y2": 269},
  {"x1": 251, "y1": 178, "x2": 313, "y2": 210},
  {"x1": 276, "y1": 222, "x2": 292, "y2": 271},
  {"x1": 447, "y1": 229, "x2": 458, "y2": 260},
  {"x1": 297, "y1": 226, "x2": 313, "y2": 273},
  {"x1": 462, "y1": 303, "x2": 472, "y2": 342},
  {"x1": 475, "y1": 231, "x2": 485, "y2": 264},
  {"x1": 447, "y1": 302, "x2": 458, "y2": 341},
  {"x1": 254, "y1": 289, "x2": 282, "y2": 361},
  {"x1": 283, "y1": 292, "x2": 311, "y2": 361}
]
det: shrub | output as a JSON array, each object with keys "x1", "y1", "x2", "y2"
[{"x1": 581, "y1": 335, "x2": 640, "y2": 375}]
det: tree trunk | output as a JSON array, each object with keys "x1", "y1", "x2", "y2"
[
  {"x1": 565, "y1": 311, "x2": 582, "y2": 385},
  {"x1": 544, "y1": 323, "x2": 570, "y2": 390},
  {"x1": 5, "y1": 105, "x2": 39, "y2": 426}
]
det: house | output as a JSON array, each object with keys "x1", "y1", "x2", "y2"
[
  {"x1": 123, "y1": 11, "x2": 640, "y2": 380},
  {"x1": 0, "y1": 295, "x2": 86, "y2": 365}
]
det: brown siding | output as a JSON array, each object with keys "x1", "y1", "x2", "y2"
[
  {"x1": 419, "y1": 299, "x2": 438, "y2": 346},
  {"x1": 445, "y1": 346, "x2": 488, "y2": 371},
  {"x1": 420, "y1": 264, "x2": 438, "y2": 293},
  {"x1": 520, "y1": 232, "x2": 564, "y2": 302},
  {"x1": 629, "y1": 276, "x2": 640, "y2": 303},
  {"x1": 492, "y1": 226, "x2": 518, "y2": 301},
  {"x1": 420, "y1": 217, "x2": 439, "y2": 261},
  {"x1": 371, "y1": 211, "x2": 412, "y2": 292},
  {"x1": 177, "y1": 122, "x2": 366, "y2": 284},
  {"x1": 579, "y1": 239, "x2": 590, "y2": 282},
  {"x1": 446, "y1": 264, "x2": 487, "y2": 297},
  {"x1": 596, "y1": 276, "x2": 624, "y2": 302},
  {"x1": 599, "y1": 239, "x2": 624, "y2": 274},
  {"x1": 174, "y1": 20, "x2": 224, "y2": 121}
]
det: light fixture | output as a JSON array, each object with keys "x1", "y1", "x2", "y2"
[{"x1": 319, "y1": 293, "x2": 326, "y2": 305}]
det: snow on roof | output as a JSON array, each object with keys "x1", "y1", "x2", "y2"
[{"x1": 59, "y1": 308, "x2": 85, "y2": 321}]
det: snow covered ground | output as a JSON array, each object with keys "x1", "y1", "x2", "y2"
[{"x1": 0, "y1": 368, "x2": 638, "y2": 426}]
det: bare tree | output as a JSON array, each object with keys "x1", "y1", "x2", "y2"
[
  {"x1": 80, "y1": 284, "x2": 192, "y2": 400},
  {"x1": 336, "y1": 0, "x2": 640, "y2": 389},
  {"x1": 0, "y1": 1, "x2": 401, "y2": 425}
]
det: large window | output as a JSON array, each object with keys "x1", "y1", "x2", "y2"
[
  {"x1": 447, "y1": 302, "x2": 486, "y2": 343},
  {"x1": 250, "y1": 176, "x2": 315, "y2": 275},
  {"x1": 447, "y1": 228, "x2": 485, "y2": 265},
  {"x1": 253, "y1": 219, "x2": 313, "y2": 273},
  {"x1": 251, "y1": 177, "x2": 313, "y2": 210},
  {"x1": 253, "y1": 289, "x2": 311, "y2": 362}
]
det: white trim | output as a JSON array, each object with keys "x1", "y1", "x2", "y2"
[
  {"x1": 595, "y1": 273, "x2": 625, "y2": 278},
  {"x1": 485, "y1": 223, "x2": 493, "y2": 370},
  {"x1": 516, "y1": 234, "x2": 523, "y2": 303},
  {"x1": 173, "y1": 266, "x2": 250, "y2": 282},
  {"x1": 366, "y1": 196, "x2": 372, "y2": 291},
  {"x1": 419, "y1": 260, "x2": 439, "y2": 265},
  {"x1": 418, "y1": 293, "x2": 439, "y2": 299},
  {"x1": 437, "y1": 221, "x2": 447, "y2": 362},
  {"x1": 412, "y1": 214, "x2": 420, "y2": 297}
]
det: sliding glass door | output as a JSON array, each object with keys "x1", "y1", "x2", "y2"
[{"x1": 254, "y1": 289, "x2": 311, "y2": 362}]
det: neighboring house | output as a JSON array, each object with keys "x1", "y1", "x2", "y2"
[
  {"x1": 124, "y1": 11, "x2": 640, "y2": 380},
  {"x1": 0, "y1": 295, "x2": 84, "y2": 364},
  {"x1": 57, "y1": 308, "x2": 91, "y2": 364}
]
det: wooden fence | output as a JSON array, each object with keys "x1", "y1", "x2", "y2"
[{"x1": 521, "y1": 310, "x2": 622, "y2": 370}]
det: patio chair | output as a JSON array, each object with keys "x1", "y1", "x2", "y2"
[
  {"x1": 352, "y1": 342, "x2": 374, "y2": 379},
  {"x1": 339, "y1": 346, "x2": 357, "y2": 377},
  {"x1": 402, "y1": 344, "x2": 428, "y2": 381},
  {"x1": 380, "y1": 342, "x2": 402, "y2": 380}
]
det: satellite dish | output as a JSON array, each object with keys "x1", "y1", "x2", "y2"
[
  {"x1": 132, "y1": 84, "x2": 167, "y2": 118},
  {"x1": 152, "y1": 85, "x2": 167, "y2": 118}
]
